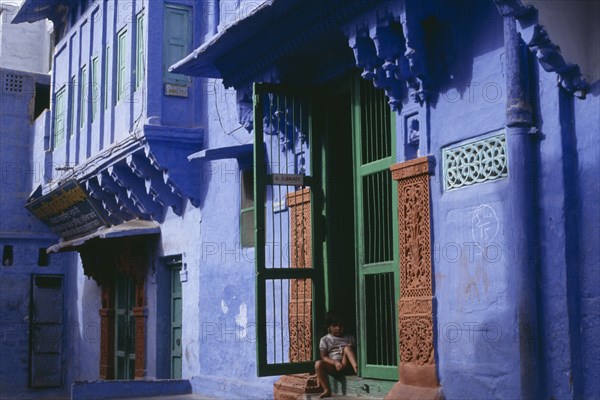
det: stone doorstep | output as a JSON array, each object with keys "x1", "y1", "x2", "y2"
[{"x1": 274, "y1": 374, "x2": 395, "y2": 400}]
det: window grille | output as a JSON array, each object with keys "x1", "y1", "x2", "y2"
[{"x1": 443, "y1": 133, "x2": 508, "y2": 190}]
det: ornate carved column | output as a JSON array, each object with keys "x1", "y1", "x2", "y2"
[
  {"x1": 99, "y1": 282, "x2": 115, "y2": 380},
  {"x1": 133, "y1": 280, "x2": 147, "y2": 379},
  {"x1": 387, "y1": 156, "x2": 442, "y2": 399},
  {"x1": 273, "y1": 188, "x2": 318, "y2": 400},
  {"x1": 287, "y1": 188, "x2": 312, "y2": 362}
]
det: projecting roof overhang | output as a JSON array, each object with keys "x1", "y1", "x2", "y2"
[
  {"x1": 47, "y1": 220, "x2": 160, "y2": 253},
  {"x1": 11, "y1": 0, "x2": 69, "y2": 24},
  {"x1": 169, "y1": 0, "x2": 372, "y2": 88}
]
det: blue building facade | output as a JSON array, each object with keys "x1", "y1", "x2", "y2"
[{"x1": 2, "y1": 0, "x2": 599, "y2": 399}]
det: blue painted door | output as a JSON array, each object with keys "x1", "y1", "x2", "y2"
[{"x1": 30, "y1": 274, "x2": 64, "y2": 387}]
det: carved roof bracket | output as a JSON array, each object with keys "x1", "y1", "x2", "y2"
[
  {"x1": 85, "y1": 177, "x2": 132, "y2": 224},
  {"x1": 493, "y1": 0, "x2": 589, "y2": 98},
  {"x1": 126, "y1": 153, "x2": 185, "y2": 216},
  {"x1": 345, "y1": 2, "x2": 435, "y2": 111},
  {"x1": 108, "y1": 164, "x2": 166, "y2": 222},
  {"x1": 96, "y1": 170, "x2": 151, "y2": 221}
]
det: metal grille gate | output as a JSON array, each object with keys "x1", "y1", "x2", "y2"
[
  {"x1": 254, "y1": 83, "x2": 322, "y2": 376},
  {"x1": 353, "y1": 79, "x2": 399, "y2": 379}
]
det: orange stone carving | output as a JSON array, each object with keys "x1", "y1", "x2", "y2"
[
  {"x1": 286, "y1": 188, "x2": 313, "y2": 363},
  {"x1": 391, "y1": 157, "x2": 439, "y2": 387}
]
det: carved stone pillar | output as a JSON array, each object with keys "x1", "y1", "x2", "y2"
[
  {"x1": 133, "y1": 280, "x2": 147, "y2": 379},
  {"x1": 274, "y1": 188, "x2": 315, "y2": 400},
  {"x1": 387, "y1": 156, "x2": 442, "y2": 399},
  {"x1": 287, "y1": 188, "x2": 312, "y2": 362},
  {"x1": 99, "y1": 282, "x2": 115, "y2": 380}
]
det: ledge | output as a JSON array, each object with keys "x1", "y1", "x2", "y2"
[
  {"x1": 390, "y1": 156, "x2": 435, "y2": 181},
  {"x1": 188, "y1": 143, "x2": 253, "y2": 162}
]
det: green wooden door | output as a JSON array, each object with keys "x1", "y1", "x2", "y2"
[
  {"x1": 254, "y1": 83, "x2": 324, "y2": 376},
  {"x1": 171, "y1": 264, "x2": 183, "y2": 379},
  {"x1": 352, "y1": 78, "x2": 399, "y2": 380},
  {"x1": 115, "y1": 274, "x2": 136, "y2": 379}
]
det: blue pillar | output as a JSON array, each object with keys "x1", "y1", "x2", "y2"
[{"x1": 502, "y1": 13, "x2": 541, "y2": 399}]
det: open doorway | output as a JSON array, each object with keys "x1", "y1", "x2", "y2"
[
  {"x1": 253, "y1": 76, "x2": 398, "y2": 384},
  {"x1": 322, "y1": 76, "x2": 399, "y2": 380}
]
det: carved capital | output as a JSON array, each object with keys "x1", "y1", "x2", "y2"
[{"x1": 390, "y1": 156, "x2": 435, "y2": 181}]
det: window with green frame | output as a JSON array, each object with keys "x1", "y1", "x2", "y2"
[
  {"x1": 117, "y1": 28, "x2": 127, "y2": 103},
  {"x1": 91, "y1": 57, "x2": 99, "y2": 121},
  {"x1": 79, "y1": 65, "x2": 87, "y2": 128},
  {"x1": 53, "y1": 86, "x2": 66, "y2": 145},
  {"x1": 104, "y1": 45, "x2": 110, "y2": 110},
  {"x1": 136, "y1": 12, "x2": 144, "y2": 90},
  {"x1": 69, "y1": 76, "x2": 76, "y2": 137},
  {"x1": 240, "y1": 168, "x2": 255, "y2": 248},
  {"x1": 163, "y1": 3, "x2": 191, "y2": 84}
]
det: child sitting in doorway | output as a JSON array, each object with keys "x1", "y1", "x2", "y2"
[{"x1": 315, "y1": 311, "x2": 358, "y2": 398}]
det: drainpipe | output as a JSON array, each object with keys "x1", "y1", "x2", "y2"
[{"x1": 502, "y1": 11, "x2": 541, "y2": 399}]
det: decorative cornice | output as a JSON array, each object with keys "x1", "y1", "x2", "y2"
[
  {"x1": 391, "y1": 156, "x2": 435, "y2": 181},
  {"x1": 493, "y1": 0, "x2": 589, "y2": 98}
]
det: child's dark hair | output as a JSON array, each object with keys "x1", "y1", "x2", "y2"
[{"x1": 324, "y1": 311, "x2": 344, "y2": 328}]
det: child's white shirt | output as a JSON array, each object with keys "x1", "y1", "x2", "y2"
[{"x1": 319, "y1": 333, "x2": 356, "y2": 361}]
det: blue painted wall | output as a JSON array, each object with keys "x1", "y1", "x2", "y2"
[
  {"x1": 182, "y1": 1, "x2": 600, "y2": 398},
  {"x1": 5, "y1": 1, "x2": 598, "y2": 399},
  {"x1": 188, "y1": 82, "x2": 278, "y2": 398},
  {"x1": 0, "y1": 68, "x2": 77, "y2": 399}
]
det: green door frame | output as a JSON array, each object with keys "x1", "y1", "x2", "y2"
[
  {"x1": 253, "y1": 82, "x2": 325, "y2": 376},
  {"x1": 170, "y1": 262, "x2": 183, "y2": 379},
  {"x1": 114, "y1": 274, "x2": 136, "y2": 379},
  {"x1": 352, "y1": 77, "x2": 400, "y2": 380}
]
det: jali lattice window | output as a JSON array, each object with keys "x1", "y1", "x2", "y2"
[{"x1": 443, "y1": 133, "x2": 508, "y2": 190}]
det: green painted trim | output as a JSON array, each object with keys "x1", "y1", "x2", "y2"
[
  {"x1": 91, "y1": 57, "x2": 99, "y2": 121},
  {"x1": 352, "y1": 76, "x2": 399, "y2": 381},
  {"x1": 135, "y1": 11, "x2": 145, "y2": 90},
  {"x1": 170, "y1": 263, "x2": 182, "y2": 379},
  {"x1": 69, "y1": 75, "x2": 77, "y2": 137},
  {"x1": 79, "y1": 65, "x2": 87, "y2": 129},
  {"x1": 104, "y1": 45, "x2": 110, "y2": 110},
  {"x1": 53, "y1": 85, "x2": 66, "y2": 146},
  {"x1": 163, "y1": 4, "x2": 192, "y2": 85},
  {"x1": 117, "y1": 28, "x2": 127, "y2": 103},
  {"x1": 253, "y1": 83, "x2": 268, "y2": 376},
  {"x1": 253, "y1": 83, "x2": 323, "y2": 377}
]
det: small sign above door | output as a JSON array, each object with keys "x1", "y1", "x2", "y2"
[{"x1": 270, "y1": 173, "x2": 304, "y2": 186}]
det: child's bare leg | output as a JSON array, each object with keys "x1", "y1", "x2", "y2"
[
  {"x1": 315, "y1": 360, "x2": 333, "y2": 398},
  {"x1": 342, "y1": 346, "x2": 358, "y2": 374}
]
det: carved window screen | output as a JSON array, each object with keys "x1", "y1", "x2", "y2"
[{"x1": 443, "y1": 133, "x2": 508, "y2": 190}]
